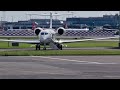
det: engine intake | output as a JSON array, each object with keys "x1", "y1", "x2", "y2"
[
  {"x1": 34, "y1": 28, "x2": 43, "y2": 36},
  {"x1": 57, "y1": 27, "x2": 65, "y2": 36}
]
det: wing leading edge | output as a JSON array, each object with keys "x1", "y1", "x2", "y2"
[
  {"x1": 0, "y1": 39, "x2": 40, "y2": 44},
  {"x1": 56, "y1": 36, "x2": 119, "y2": 43},
  {"x1": 0, "y1": 36, "x2": 119, "y2": 44}
]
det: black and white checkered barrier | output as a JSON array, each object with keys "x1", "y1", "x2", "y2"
[
  {"x1": 64, "y1": 30, "x2": 115, "y2": 37},
  {"x1": 0, "y1": 31, "x2": 34, "y2": 36},
  {"x1": 0, "y1": 30, "x2": 116, "y2": 37}
]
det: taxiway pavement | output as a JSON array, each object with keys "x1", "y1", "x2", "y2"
[{"x1": 0, "y1": 56, "x2": 120, "y2": 79}]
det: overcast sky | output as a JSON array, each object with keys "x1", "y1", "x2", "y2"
[{"x1": 0, "y1": 11, "x2": 119, "y2": 22}]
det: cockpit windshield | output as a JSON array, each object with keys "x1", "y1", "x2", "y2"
[
  {"x1": 41, "y1": 32, "x2": 48, "y2": 35},
  {"x1": 41, "y1": 32, "x2": 44, "y2": 35},
  {"x1": 45, "y1": 33, "x2": 48, "y2": 35}
]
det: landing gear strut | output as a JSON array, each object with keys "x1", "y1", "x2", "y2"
[
  {"x1": 43, "y1": 43, "x2": 46, "y2": 50},
  {"x1": 36, "y1": 44, "x2": 40, "y2": 50}
]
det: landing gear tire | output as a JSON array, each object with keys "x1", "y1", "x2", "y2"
[
  {"x1": 38, "y1": 45, "x2": 40, "y2": 50},
  {"x1": 36, "y1": 44, "x2": 40, "y2": 50},
  {"x1": 59, "y1": 45, "x2": 62, "y2": 50},
  {"x1": 56, "y1": 43, "x2": 62, "y2": 50},
  {"x1": 36, "y1": 45, "x2": 37, "y2": 50}
]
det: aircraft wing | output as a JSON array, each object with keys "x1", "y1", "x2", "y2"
[
  {"x1": 56, "y1": 36, "x2": 119, "y2": 44},
  {"x1": 0, "y1": 39, "x2": 40, "y2": 44}
]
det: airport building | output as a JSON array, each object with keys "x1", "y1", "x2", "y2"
[
  {"x1": 66, "y1": 14, "x2": 119, "y2": 29},
  {"x1": 2, "y1": 19, "x2": 65, "y2": 31},
  {"x1": 1, "y1": 14, "x2": 119, "y2": 31}
]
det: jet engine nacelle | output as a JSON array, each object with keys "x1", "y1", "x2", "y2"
[
  {"x1": 34, "y1": 28, "x2": 43, "y2": 36},
  {"x1": 56, "y1": 27, "x2": 65, "y2": 36}
]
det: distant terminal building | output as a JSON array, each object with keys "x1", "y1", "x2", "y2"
[
  {"x1": 66, "y1": 14, "x2": 119, "y2": 30},
  {"x1": 3, "y1": 19, "x2": 65, "y2": 31},
  {"x1": 1, "y1": 14, "x2": 120, "y2": 31},
  {"x1": 0, "y1": 21, "x2": 7, "y2": 31}
]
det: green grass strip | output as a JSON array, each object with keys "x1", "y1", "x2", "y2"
[{"x1": 0, "y1": 50, "x2": 120, "y2": 56}]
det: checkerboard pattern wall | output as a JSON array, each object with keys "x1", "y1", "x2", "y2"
[
  {"x1": 0, "y1": 30, "x2": 115, "y2": 37},
  {"x1": 0, "y1": 31, "x2": 34, "y2": 36},
  {"x1": 64, "y1": 30, "x2": 115, "y2": 37}
]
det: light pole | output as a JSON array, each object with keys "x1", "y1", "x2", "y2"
[
  {"x1": 11, "y1": 16, "x2": 13, "y2": 22},
  {"x1": 71, "y1": 12, "x2": 74, "y2": 18}
]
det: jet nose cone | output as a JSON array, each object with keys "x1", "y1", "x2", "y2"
[
  {"x1": 40, "y1": 36, "x2": 47, "y2": 43},
  {"x1": 43, "y1": 37, "x2": 47, "y2": 41}
]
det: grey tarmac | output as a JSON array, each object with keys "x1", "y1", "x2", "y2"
[{"x1": 0, "y1": 56, "x2": 120, "y2": 79}]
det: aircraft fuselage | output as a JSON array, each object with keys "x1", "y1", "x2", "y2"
[{"x1": 39, "y1": 29, "x2": 55, "y2": 45}]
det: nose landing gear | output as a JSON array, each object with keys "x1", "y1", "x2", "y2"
[
  {"x1": 43, "y1": 43, "x2": 47, "y2": 50},
  {"x1": 43, "y1": 47, "x2": 46, "y2": 50}
]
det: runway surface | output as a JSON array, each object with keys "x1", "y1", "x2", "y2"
[{"x1": 0, "y1": 56, "x2": 120, "y2": 79}]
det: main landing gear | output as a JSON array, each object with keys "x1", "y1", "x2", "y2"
[
  {"x1": 56, "y1": 43, "x2": 62, "y2": 50},
  {"x1": 36, "y1": 44, "x2": 40, "y2": 50},
  {"x1": 36, "y1": 43, "x2": 62, "y2": 50}
]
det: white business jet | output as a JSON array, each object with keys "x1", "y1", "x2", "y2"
[{"x1": 0, "y1": 12, "x2": 119, "y2": 50}]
